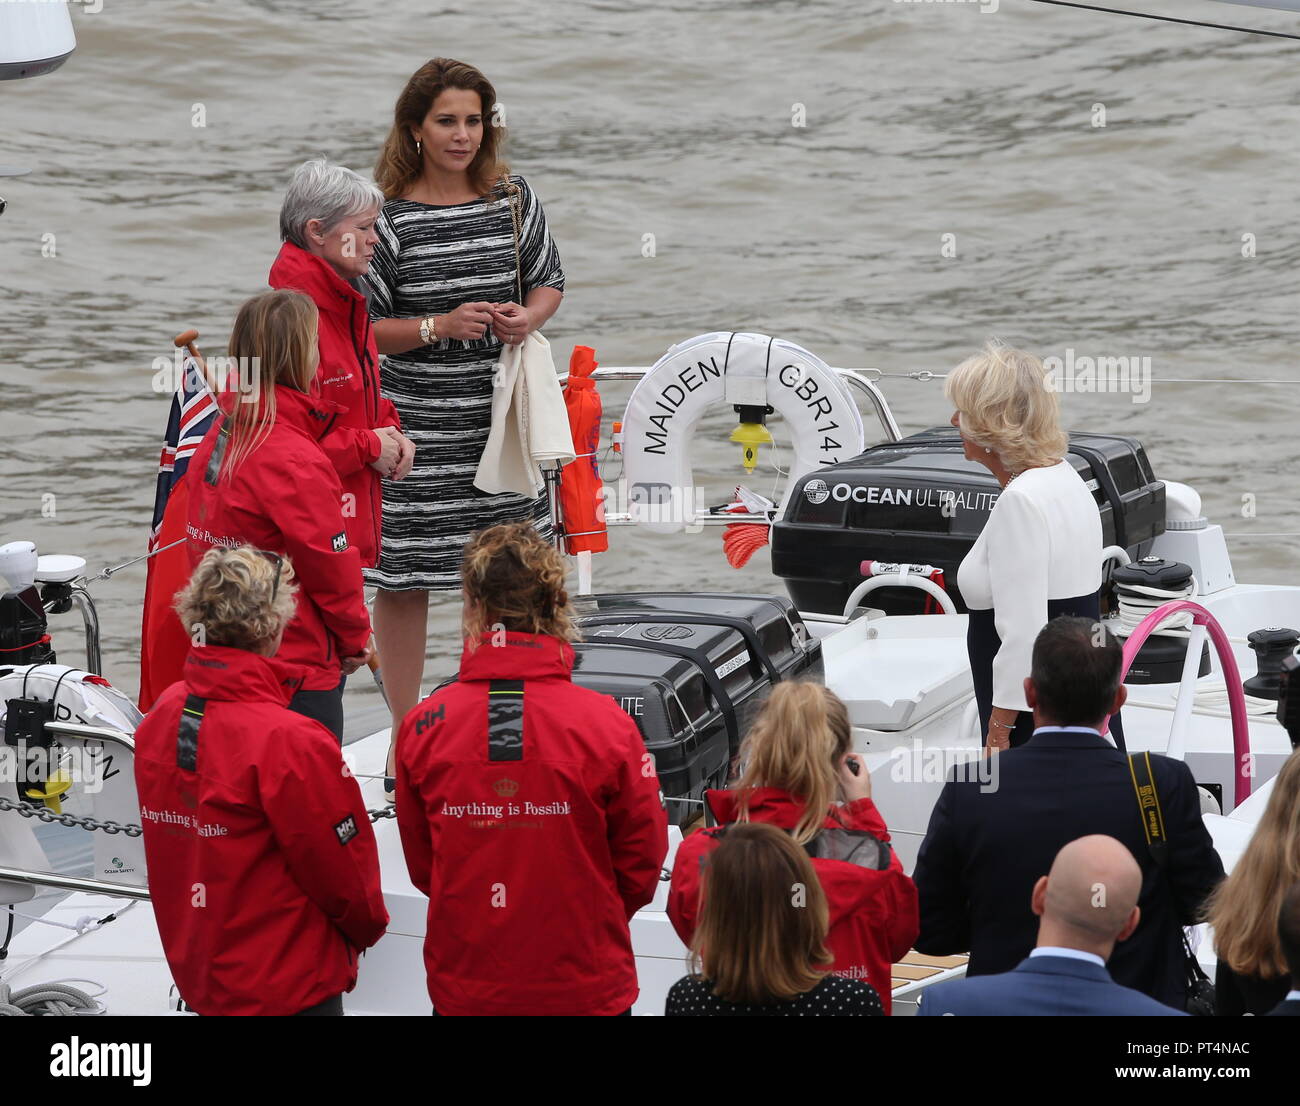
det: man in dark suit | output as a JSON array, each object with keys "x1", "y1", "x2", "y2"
[
  {"x1": 914, "y1": 616, "x2": 1224, "y2": 1008},
  {"x1": 918, "y1": 835, "x2": 1183, "y2": 1016},
  {"x1": 1266, "y1": 882, "x2": 1300, "y2": 1016}
]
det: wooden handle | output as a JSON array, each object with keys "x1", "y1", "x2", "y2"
[{"x1": 172, "y1": 328, "x2": 217, "y2": 393}]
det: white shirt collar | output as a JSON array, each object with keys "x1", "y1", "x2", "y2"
[
  {"x1": 1032, "y1": 726, "x2": 1105, "y2": 737},
  {"x1": 1030, "y1": 946, "x2": 1106, "y2": 969},
  {"x1": 1287, "y1": 990, "x2": 1300, "y2": 1002}
]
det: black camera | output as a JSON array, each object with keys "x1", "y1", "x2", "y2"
[{"x1": 1274, "y1": 651, "x2": 1300, "y2": 750}]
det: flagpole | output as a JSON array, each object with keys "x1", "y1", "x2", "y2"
[{"x1": 173, "y1": 328, "x2": 219, "y2": 394}]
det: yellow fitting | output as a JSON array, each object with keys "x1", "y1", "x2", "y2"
[
  {"x1": 729, "y1": 422, "x2": 774, "y2": 474},
  {"x1": 25, "y1": 770, "x2": 73, "y2": 815}
]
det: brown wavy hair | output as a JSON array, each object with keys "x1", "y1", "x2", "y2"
[
  {"x1": 220, "y1": 290, "x2": 319, "y2": 481},
  {"x1": 734, "y1": 682, "x2": 852, "y2": 846},
  {"x1": 375, "y1": 58, "x2": 506, "y2": 201},
  {"x1": 461, "y1": 523, "x2": 578, "y2": 645},
  {"x1": 691, "y1": 822, "x2": 833, "y2": 1004},
  {"x1": 1208, "y1": 752, "x2": 1300, "y2": 979},
  {"x1": 175, "y1": 546, "x2": 298, "y2": 651}
]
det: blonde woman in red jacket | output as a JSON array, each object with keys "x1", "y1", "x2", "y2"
[
  {"x1": 668, "y1": 682, "x2": 919, "y2": 1013},
  {"x1": 186, "y1": 290, "x2": 372, "y2": 740},
  {"x1": 135, "y1": 546, "x2": 388, "y2": 1015}
]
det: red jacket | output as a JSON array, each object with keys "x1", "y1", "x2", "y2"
[
  {"x1": 185, "y1": 384, "x2": 371, "y2": 691},
  {"x1": 395, "y1": 632, "x2": 669, "y2": 1016},
  {"x1": 668, "y1": 787, "x2": 919, "y2": 1014},
  {"x1": 268, "y1": 241, "x2": 400, "y2": 567},
  {"x1": 133, "y1": 646, "x2": 388, "y2": 1015}
]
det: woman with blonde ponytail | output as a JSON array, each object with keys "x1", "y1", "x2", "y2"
[
  {"x1": 184, "y1": 290, "x2": 373, "y2": 740},
  {"x1": 668, "y1": 681, "x2": 918, "y2": 1013}
]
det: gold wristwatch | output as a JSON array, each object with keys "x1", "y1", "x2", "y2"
[{"x1": 419, "y1": 315, "x2": 439, "y2": 344}]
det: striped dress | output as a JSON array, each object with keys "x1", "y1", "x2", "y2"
[{"x1": 365, "y1": 175, "x2": 565, "y2": 590}]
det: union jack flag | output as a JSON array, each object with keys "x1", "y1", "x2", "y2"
[{"x1": 148, "y1": 353, "x2": 218, "y2": 553}]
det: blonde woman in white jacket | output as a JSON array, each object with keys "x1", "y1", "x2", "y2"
[{"x1": 947, "y1": 341, "x2": 1118, "y2": 752}]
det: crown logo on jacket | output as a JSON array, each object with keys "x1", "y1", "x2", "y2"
[{"x1": 493, "y1": 778, "x2": 519, "y2": 798}]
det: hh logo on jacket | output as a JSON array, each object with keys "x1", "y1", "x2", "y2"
[{"x1": 331, "y1": 531, "x2": 348, "y2": 553}]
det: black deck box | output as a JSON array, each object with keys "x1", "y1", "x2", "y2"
[
  {"x1": 771, "y1": 428, "x2": 1165, "y2": 617},
  {"x1": 572, "y1": 593, "x2": 823, "y2": 824}
]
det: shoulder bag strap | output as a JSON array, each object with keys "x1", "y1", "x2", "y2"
[{"x1": 499, "y1": 173, "x2": 525, "y2": 305}]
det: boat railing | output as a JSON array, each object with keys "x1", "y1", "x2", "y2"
[
  {"x1": 0, "y1": 864, "x2": 150, "y2": 902},
  {"x1": 46, "y1": 720, "x2": 135, "y2": 753}
]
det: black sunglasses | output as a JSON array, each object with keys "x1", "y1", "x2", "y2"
[{"x1": 255, "y1": 550, "x2": 284, "y2": 603}]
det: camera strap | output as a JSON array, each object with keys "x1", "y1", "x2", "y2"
[
  {"x1": 1127, "y1": 750, "x2": 1213, "y2": 1006},
  {"x1": 1127, "y1": 750, "x2": 1167, "y2": 865}
]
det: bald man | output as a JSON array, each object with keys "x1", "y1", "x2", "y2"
[{"x1": 918, "y1": 836, "x2": 1185, "y2": 1016}]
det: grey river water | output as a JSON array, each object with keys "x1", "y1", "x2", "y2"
[{"x1": 3, "y1": 0, "x2": 1300, "y2": 739}]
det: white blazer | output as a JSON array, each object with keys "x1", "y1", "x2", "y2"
[{"x1": 957, "y1": 459, "x2": 1102, "y2": 711}]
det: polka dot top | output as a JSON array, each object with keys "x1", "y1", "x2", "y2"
[{"x1": 664, "y1": 974, "x2": 883, "y2": 1016}]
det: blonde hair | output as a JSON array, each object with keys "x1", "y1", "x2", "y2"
[
  {"x1": 221, "y1": 290, "x2": 319, "y2": 481},
  {"x1": 175, "y1": 546, "x2": 298, "y2": 651},
  {"x1": 734, "y1": 682, "x2": 852, "y2": 846},
  {"x1": 461, "y1": 523, "x2": 578, "y2": 645},
  {"x1": 944, "y1": 340, "x2": 1069, "y2": 474},
  {"x1": 375, "y1": 58, "x2": 506, "y2": 202},
  {"x1": 1208, "y1": 752, "x2": 1300, "y2": 979},
  {"x1": 691, "y1": 822, "x2": 833, "y2": 1004}
]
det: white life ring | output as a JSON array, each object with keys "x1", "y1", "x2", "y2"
[{"x1": 621, "y1": 332, "x2": 866, "y2": 533}]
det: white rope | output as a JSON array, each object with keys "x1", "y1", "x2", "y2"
[
  {"x1": 4, "y1": 910, "x2": 111, "y2": 935},
  {"x1": 0, "y1": 901, "x2": 137, "y2": 986},
  {"x1": 1113, "y1": 578, "x2": 1199, "y2": 639},
  {"x1": 1191, "y1": 682, "x2": 1277, "y2": 716},
  {"x1": 0, "y1": 979, "x2": 105, "y2": 1015}
]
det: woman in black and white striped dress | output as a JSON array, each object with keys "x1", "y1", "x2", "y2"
[{"x1": 369, "y1": 57, "x2": 565, "y2": 752}]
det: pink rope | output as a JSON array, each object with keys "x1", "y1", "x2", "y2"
[{"x1": 1108, "y1": 600, "x2": 1252, "y2": 808}]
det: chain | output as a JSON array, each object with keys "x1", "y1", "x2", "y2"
[
  {"x1": 0, "y1": 793, "x2": 397, "y2": 835},
  {"x1": 0, "y1": 794, "x2": 142, "y2": 837}
]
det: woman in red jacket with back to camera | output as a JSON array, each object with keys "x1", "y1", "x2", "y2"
[
  {"x1": 134, "y1": 546, "x2": 388, "y2": 1016},
  {"x1": 668, "y1": 682, "x2": 919, "y2": 1013},
  {"x1": 186, "y1": 290, "x2": 372, "y2": 740},
  {"x1": 395, "y1": 523, "x2": 669, "y2": 1016},
  {"x1": 269, "y1": 158, "x2": 415, "y2": 568}
]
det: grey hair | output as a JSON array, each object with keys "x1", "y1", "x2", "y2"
[{"x1": 279, "y1": 158, "x2": 385, "y2": 249}]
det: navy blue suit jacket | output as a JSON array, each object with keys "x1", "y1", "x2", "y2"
[
  {"x1": 913, "y1": 728, "x2": 1224, "y2": 1008},
  {"x1": 1266, "y1": 998, "x2": 1300, "y2": 1017},
  {"x1": 917, "y1": 955, "x2": 1186, "y2": 1016}
]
